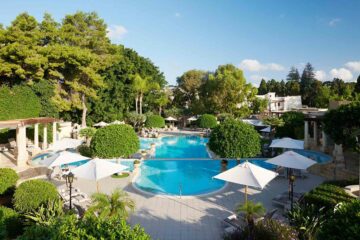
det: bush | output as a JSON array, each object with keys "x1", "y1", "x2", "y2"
[
  {"x1": 144, "y1": 115, "x2": 165, "y2": 128},
  {"x1": 19, "y1": 214, "x2": 151, "y2": 240},
  {"x1": 0, "y1": 85, "x2": 41, "y2": 121},
  {"x1": 0, "y1": 206, "x2": 23, "y2": 239},
  {"x1": 77, "y1": 144, "x2": 93, "y2": 157},
  {"x1": 0, "y1": 168, "x2": 18, "y2": 195},
  {"x1": 209, "y1": 119, "x2": 261, "y2": 158},
  {"x1": 197, "y1": 114, "x2": 217, "y2": 128},
  {"x1": 79, "y1": 127, "x2": 97, "y2": 144},
  {"x1": 224, "y1": 219, "x2": 298, "y2": 240},
  {"x1": 90, "y1": 124, "x2": 139, "y2": 158},
  {"x1": 317, "y1": 201, "x2": 360, "y2": 240},
  {"x1": 303, "y1": 184, "x2": 354, "y2": 210},
  {"x1": 13, "y1": 180, "x2": 59, "y2": 212},
  {"x1": 275, "y1": 111, "x2": 304, "y2": 139}
]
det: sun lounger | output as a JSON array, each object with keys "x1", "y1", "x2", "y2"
[{"x1": 272, "y1": 191, "x2": 304, "y2": 210}]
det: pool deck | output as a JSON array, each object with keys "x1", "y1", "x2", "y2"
[{"x1": 50, "y1": 172, "x2": 324, "y2": 240}]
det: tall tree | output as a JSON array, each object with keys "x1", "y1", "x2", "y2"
[
  {"x1": 301, "y1": 63, "x2": 316, "y2": 106},
  {"x1": 55, "y1": 12, "x2": 116, "y2": 127},
  {"x1": 258, "y1": 79, "x2": 267, "y2": 95},
  {"x1": 286, "y1": 80, "x2": 300, "y2": 96},
  {"x1": 131, "y1": 74, "x2": 159, "y2": 114},
  {"x1": 287, "y1": 67, "x2": 300, "y2": 82},
  {"x1": 355, "y1": 75, "x2": 360, "y2": 93}
]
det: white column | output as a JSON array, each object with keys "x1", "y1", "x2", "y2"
[
  {"x1": 333, "y1": 144, "x2": 345, "y2": 168},
  {"x1": 43, "y1": 125, "x2": 48, "y2": 149},
  {"x1": 34, "y1": 123, "x2": 39, "y2": 149},
  {"x1": 321, "y1": 130, "x2": 327, "y2": 152},
  {"x1": 16, "y1": 126, "x2": 28, "y2": 167},
  {"x1": 52, "y1": 122, "x2": 57, "y2": 144},
  {"x1": 313, "y1": 121, "x2": 318, "y2": 146},
  {"x1": 304, "y1": 121, "x2": 309, "y2": 149}
]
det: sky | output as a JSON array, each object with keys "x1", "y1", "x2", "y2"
[{"x1": 0, "y1": 0, "x2": 359, "y2": 86}]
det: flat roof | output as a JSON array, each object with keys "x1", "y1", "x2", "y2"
[{"x1": 0, "y1": 117, "x2": 58, "y2": 128}]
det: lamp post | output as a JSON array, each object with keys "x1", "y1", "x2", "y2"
[
  {"x1": 66, "y1": 172, "x2": 74, "y2": 210},
  {"x1": 289, "y1": 174, "x2": 296, "y2": 211}
]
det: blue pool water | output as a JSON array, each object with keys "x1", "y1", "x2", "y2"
[
  {"x1": 140, "y1": 135, "x2": 209, "y2": 158},
  {"x1": 134, "y1": 159, "x2": 275, "y2": 196},
  {"x1": 135, "y1": 135, "x2": 332, "y2": 196}
]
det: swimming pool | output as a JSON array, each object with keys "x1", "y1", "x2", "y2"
[
  {"x1": 135, "y1": 135, "x2": 332, "y2": 196},
  {"x1": 134, "y1": 159, "x2": 276, "y2": 196},
  {"x1": 140, "y1": 135, "x2": 209, "y2": 158}
]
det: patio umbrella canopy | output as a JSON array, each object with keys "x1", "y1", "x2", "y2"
[
  {"x1": 260, "y1": 126, "x2": 271, "y2": 133},
  {"x1": 49, "y1": 138, "x2": 84, "y2": 151},
  {"x1": 71, "y1": 158, "x2": 129, "y2": 192},
  {"x1": 187, "y1": 116, "x2": 197, "y2": 121},
  {"x1": 214, "y1": 161, "x2": 278, "y2": 203},
  {"x1": 265, "y1": 150, "x2": 317, "y2": 170},
  {"x1": 93, "y1": 121, "x2": 109, "y2": 127},
  {"x1": 165, "y1": 116, "x2": 177, "y2": 121},
  {"x1": 110, "y1": 120, "x2": 125, "y2": 125},
  {"x1": 270, "y1": 137, "x2": 304, "y2": 149},
  {"x1": 40, "y1": 151, "x2": 89, "y2": 168}
]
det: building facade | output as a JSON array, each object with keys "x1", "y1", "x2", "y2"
[{"x1": 256, "y1": 92, "x2": 302, "y2": 113}]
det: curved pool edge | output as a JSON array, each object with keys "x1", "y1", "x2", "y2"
[{"x1": 131, "y1": 162, "x2": 229, "y2": 199}]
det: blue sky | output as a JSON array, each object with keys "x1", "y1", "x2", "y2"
[{"x1": 1, "y1": 0, "x2": 359, "y2": 85}]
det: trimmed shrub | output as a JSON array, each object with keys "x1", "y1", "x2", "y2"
[
  {"x1": 0, "y1": 168, "x2": 18, "y2": 195},
  {"x1": 197, "y1": 114, "x2": 217, "y2": 128},
  {"x1": 0, "y1": 85, "x2": 41, "y2": 121},
  {"x1": 78, "y1": 144, "x2": 93, "y2": 157},
  {"x1": 144, "y1": 115, "x2": 165, "y2": 128},
  {"x1": 275, "y1": 111, "x2": 304, "y2": 139},
  {"x1": 303, "y1": 184, "x2": 354, "y2": 210},
  {"x1": 19, "y1": 214, "x2": 151, "y2": 240},
  {"x1": 209, "y1": 119, "x2": 261, "y2": 158},
  {"x1": 90, "y1": 124, "x2": 139, "y2": 158},
  {"x1": 317, "y1": 201, "x2": 360, "y2": 240},
  {"x1": 224, "y1": 219, "x2": 298, "y2": 240},
  {"x1": 13, "y1": 180, "x2": 59, "y2": 212},
  {"x1": 0, "y1": 206, "x2": 23, "y2": 239}
]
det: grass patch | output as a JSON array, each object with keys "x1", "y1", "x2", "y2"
[{"x1": 111, "y1": 172, "x2": 130, "y2": 178}]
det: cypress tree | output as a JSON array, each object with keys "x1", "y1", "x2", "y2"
[
  {"x1": 258, "y1": 79, "x2": 268, "y2": 95},
  {"x1": 287, "y1": 67, "x2": 300, "y2": 82}
]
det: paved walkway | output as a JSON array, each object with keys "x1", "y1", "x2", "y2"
[{"x1": 51, "y1": 172, "x2": 324, "y2": 240}]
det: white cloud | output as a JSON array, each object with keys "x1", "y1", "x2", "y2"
[
  {"x1": 107, "y1": 25, "x2": 128, "y2": 42},
  {"x1": 345, "y1": 61, "x2": 360, "y2": 72},
  {"x1": 239, "y1": 59, "x2": 285, "y2": 72},
  {"x1": 329, "y1": 68, "x2": 353, "y2": 82},
  {"x1": 328, "y1": 18, "x2": 341, "y2": 27},
  {"x1": 250, "y1": 75, "x2": 268, "y2": 87},
  {"x1": 315, "y1": 70, "x2": 327, "y2": 81},
  {"x1": 174, "y1": 12, "x2": 181, "y2": 18}
]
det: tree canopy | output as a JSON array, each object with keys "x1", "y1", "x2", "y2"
[{"x1": 209, "y1": 119, "x2": 261, "y2": 158}]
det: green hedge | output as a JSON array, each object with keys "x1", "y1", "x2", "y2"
[
  {"x1": 18, "y1": 214, "x2": 151, "y2": 240},
  {"x1": 0, "y1": 85, "x2": 41, "y2": 121},
  {"x1": 90, "y1": 124, "x2": 139, "y2": 158},
  {"x1": 0, "y1": 206, "x2": 23, "y2": 239},
  {"x1": 0, "y1": 168, "x2": 18, "y2": 195},
  {"x1": 317, "y1": 201, "x2": 360, "y2": 240},
  {"x1": 209, "y1": 119, "x2": 261, "y2": 158},
  {"x1": 303, "y1": 184, "x2": 354, "y2": 210},
  {"x1": 13, "y1": 180, "x2": 59, "y2": 212},
  {"x1": 197, "y1": 114, "x2": 217, "y2": 128},
  {"x1": 144, "y1": 115, "x2": 165, "y2": 128},
  {"x1": 78, "y1": 144, "x2": 93, "y2": 157}
]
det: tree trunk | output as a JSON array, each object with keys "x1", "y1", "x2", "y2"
[
  {"x1": 139, "y1": 93, "x2": 143, "y2": 115},
  {"x1": 81, "y1": 94, "x2": 87, "y2": 128},
  {"x1": 135, "y1": 95, "x2": 138, "y2": 114},
  {"x1": 159, "y1": 106, "x2": 162, "y2": 115}
]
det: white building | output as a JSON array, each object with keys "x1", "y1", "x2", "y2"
[{"x1": 256, "y1": 92, "x2": 302, "y2": 112}]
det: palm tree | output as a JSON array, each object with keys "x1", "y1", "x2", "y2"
[
  {"x1": 87, "y1": 189, "x2": 135, "y2": 219},
  {"x1": 132, "y1": 74, "x2": 159, "y2": 114},
  {"x1": 236, "y1": 201, "x2": 265, "y2": 240}
]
